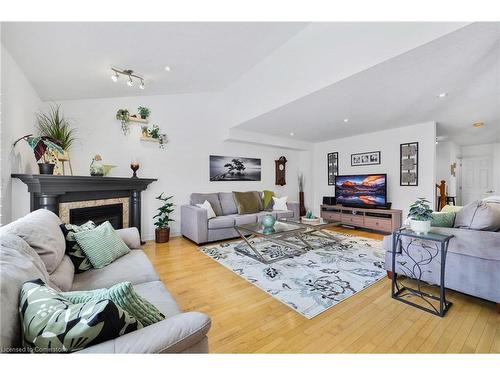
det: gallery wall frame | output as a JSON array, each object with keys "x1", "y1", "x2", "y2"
[
  {"x1": 400, "y1": 142, "x2": 419, "y2": 186},
  {"x1": 351, "y1": 151, "x2": 381, "y2": 166},
  {"x1": 327, "y1": 152, "x2": 339, "y2": 186}
]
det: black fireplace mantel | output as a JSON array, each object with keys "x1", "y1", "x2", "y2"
[{"x1": 12, "y1": 174, "x2": 157, "y2": 239}]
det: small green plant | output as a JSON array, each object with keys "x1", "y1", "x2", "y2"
[
  {"x1": 408, "y1": 198, "x2": 433, "y2": 221},
  {"x1": 36, "y1": 104, "x2": 77, "y2": 151},
  {"x1": 153, "y1": 193, "x2": 175, "y2": 229},
  {"x1": 148, "y1": 124, "x2": 160, "y2": 139},
  {"x1": 138, "y1": 106, "x2": 151, "y2": 119},
  {"x1": 116, "y1": 109, "x2": 130, "y2": 134}
]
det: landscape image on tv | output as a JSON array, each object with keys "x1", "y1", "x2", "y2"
[{"x1": 335, "y1": 174, "x2": 386, "y2": 207}]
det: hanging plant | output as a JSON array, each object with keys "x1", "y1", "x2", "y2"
[
  {"x1": 146, "y1": 124, "x2": 167, "y2": 149},
  {"x1": 116, "y1": 109, "x2": 130, "y2": 135}
]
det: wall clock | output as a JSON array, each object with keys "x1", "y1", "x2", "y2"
[{"x1": 275, "y1": 156, "x2": 287, "y2": 186}]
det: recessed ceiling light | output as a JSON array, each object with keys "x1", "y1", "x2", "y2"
[
  {"x1": 290, "y1": 132, "x2": 295, "y2": 136},
  {"x1": 343, "y1": 118, "x2": 349, "y2": 123},
  {"x1": 473, "y1": 122, "x2": 485, "y2": 128},
  {"x1": 164, "y1": 66, "x2": 171, "y2": 72},
  {"x1": 437, "y1": 92, "x2": 447, "y2": 98}
]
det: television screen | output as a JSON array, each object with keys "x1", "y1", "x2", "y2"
[{"x1": 335, "y1": 174, "x2": 387, "y2": 207}]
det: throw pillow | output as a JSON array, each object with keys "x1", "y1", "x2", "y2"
[
  {"x1": 73, "y1": 221, "x2": 130, "y2": 269},
  {"x1": 233, "y1": 191, "x2": 262, "y2": 214},
  {"x1": 454, "y1": 200, "x2": 500, "y2": 231},
  {"x1": 272, "y1": 196, "x2": 288, "y2": 211},
  {"x1": 196, "y1": 200, "x2": 217, "y2": 219},
  {"x1": 19, "y1": 279, "x2": 141, "y2": 353},
  {"x1": 60, "y1": 221, "x2": 96, "y2": 273},
  {"x1": 262, "y1": 190, "x2": 275, "y2": 210},
  {"x1": 431, "y1": 212, "x2": 456, "y2": 228},
  {"x1": 61, "y1": 281, "x2": 165, "y2": 327},
  {"x1": 441, "y1": 205, "x2": 463, "y2": 213}
]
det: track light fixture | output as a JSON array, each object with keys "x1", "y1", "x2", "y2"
[{"x1": 110, "y1": 67, "x2": 145, "y2": 89}]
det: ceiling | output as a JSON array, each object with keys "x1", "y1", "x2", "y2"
[
  {"x1": 1, "y1": 22, "x2": 307, "y2": 100},
  {"x1": 235, "y1": 22, "x2": 500, "y2": 146}
]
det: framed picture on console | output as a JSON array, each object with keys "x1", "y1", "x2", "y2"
[
  {"x1": 400, "y1": 142, "x2": 419, "y2": 186},
  {"x1": 351, "y1": 151, "x2": 380, "y2": 166},
  {"x1": 327, "y1": 152, "x2": 338, "y2": 185}
]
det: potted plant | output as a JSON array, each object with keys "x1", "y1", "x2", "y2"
[
  {"x1": 408, "y1": 198, "x2": 433, "y2": 234},
  {"x1": 138, "y1": 106, "x2": 151, "y2": 119},
  {"x1": 36, "y1": 104, "x2": 77, "y2": 169},
  {"x1": 147, "y1": 124, "x2": 167, "y2": 149},
  {"x1": 153, "y1": 193, "x2": 175, "y2": 243},
  {"x1": 13, "y1": 135, "x2": 64, "y2": 174},
  {"x1": 116, "y1": 109, "x2": 130, "y2": 134}
]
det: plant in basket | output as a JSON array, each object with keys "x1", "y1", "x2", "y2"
[{"x1": 153, "y1": 193, "x2": 175, "y2": 243}]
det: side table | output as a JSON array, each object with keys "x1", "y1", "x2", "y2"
[{"x1": 391, "y1": 228, "x2": 454, "y2": 317}]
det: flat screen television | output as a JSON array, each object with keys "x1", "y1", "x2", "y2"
[{"x1": 335, "y1": 174, "x2": 387, "y2": 208}]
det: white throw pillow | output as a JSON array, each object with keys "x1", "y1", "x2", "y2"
[
  {"x1": 196, "y1": 200, "x2": 217, "y2": 219},
  {"x1": 272, "y1": 196, "x2": 288, "y2": 211}
]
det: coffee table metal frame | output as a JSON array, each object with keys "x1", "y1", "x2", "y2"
[{"x1": 234, "y1": 219, "x2": 340, "y2": 264}]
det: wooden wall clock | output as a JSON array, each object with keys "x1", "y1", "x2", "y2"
[{"x1": 275, "y1": 156, "x2": 287, "y2": 186}]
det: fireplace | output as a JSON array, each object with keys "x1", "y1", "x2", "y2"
[
  {"x1": 11, "y1": 174, "x2": 156, "y2": 240},
  {"x1": 70, "y1": 203, "x2": 124, "y2": 229}
]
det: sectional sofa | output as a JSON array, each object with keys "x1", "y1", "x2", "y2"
[
  {"x1": 0, "y1": 209, "x2": 211, "y2": 353},
  {"x1": 181, "y1": 191, "x2": 300, "y2": 244}
]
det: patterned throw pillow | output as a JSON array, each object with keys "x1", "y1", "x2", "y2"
[
  {"x1": 431, "y1": 211, "x2": 456, "y2": 228},
  {"x1": 61, "y1": 281, "x2": 165, "y2": 327},
  {"x1": 73, "y1": 221, "x2": 130, "y2": 269},
  {"x1": 19, "y1": 279, "x2": 141, "y2": 353},
  {"x1": 262, "y1": 190, "x2": 274, "y2": 210},
  {"x1": 60, "y1": 221, "x2": 96, "y2": 273}
]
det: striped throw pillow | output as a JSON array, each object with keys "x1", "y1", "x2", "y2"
[{"x1": 73, "y1": 221, "x2": 130, "y2": 269}]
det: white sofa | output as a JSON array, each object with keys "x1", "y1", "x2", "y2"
[{"x1": 0, "y1": 209, "x2": 211, "y2": 353}]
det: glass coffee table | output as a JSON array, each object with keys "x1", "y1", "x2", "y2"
[
  {"x1": 279, "y1": 218, "x2": 342, "y2": 245},
  {"x1": 234, "y1": 219, "x2": 341, "y2": 264},
  {"x1": 234, "y1": 221, "x2": 314, "y2": 264}
]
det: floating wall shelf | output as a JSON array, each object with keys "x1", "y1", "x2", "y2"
[
  {"x1": 140, "y1": 136, "x2": 159, "y2": 143},
  {"x1": 128, "y1": 116, "x2": 149, "y2": 124}
]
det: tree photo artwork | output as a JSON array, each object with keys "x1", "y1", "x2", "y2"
[{"x1": 209, "y1": 155, "x2": 261, "y2": 181}]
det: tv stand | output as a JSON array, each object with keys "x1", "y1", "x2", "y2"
[{"x1": 321, "y1": 204, "x2": 402, "y2": 234}]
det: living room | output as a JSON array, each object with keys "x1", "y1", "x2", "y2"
[{"x1": 1, "y1": 0, "x2": 499, "y2": 370}]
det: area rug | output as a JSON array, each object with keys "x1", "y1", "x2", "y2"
[{"x1": 199, "y1": 231, "x2": 385, "y2": 319}]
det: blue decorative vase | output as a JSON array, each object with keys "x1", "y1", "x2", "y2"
[{"x1": 262, "y1": 214, "x2": 276, "y2": 229}]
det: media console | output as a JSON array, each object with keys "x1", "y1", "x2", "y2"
[{"x1": 320, "y1": 204, "x2": 402, "y2": 234}]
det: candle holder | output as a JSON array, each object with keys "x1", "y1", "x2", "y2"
[{"x1": 130, "y1": 162, "x2": 140, "y2": 178}]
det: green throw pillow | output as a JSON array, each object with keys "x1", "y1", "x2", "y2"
[
  {"x1": 60, "y1": 221, "x2": 96, "y2": 273},
  {"x1": 262, "y1": 190, "x2": 274, "y2": 210},
  {"x1": 73, "y1": 221, "x2": 130, "y2": 269},
  {"x1": 431, "y1": 211, "x2": 456, "y2": 228},
  {"x1": 19, "y1": 279, "x2": 141, "y2": 353},
  {"x1": 441, "y1": 205, "x2": 463, "y2": 213},
  {"x1": 233, "y1": 191, "x2": 261, "y2": 214},
  {"x1": 61, "y1": 281, "x2": 165, "y2": 327}
]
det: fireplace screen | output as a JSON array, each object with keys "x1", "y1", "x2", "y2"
[{"x1": 69, "y1": 203, "x2": 124, "y2": 229}]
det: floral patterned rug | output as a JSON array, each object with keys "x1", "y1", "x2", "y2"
[{"x1": 200, "y1": 231, "x2": 386, "y2": 319}]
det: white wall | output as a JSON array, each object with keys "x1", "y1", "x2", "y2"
[
  {"x1": 1, "y1": 44, "x2": 41, "y2": 224},
  {"x1": 313, "y1": 122, "x2": 437, "y2": 218},
  {"x1": 37, "y1": 93, "x2": 306, "y2": 239},
  {"x1": 436, "y1": 140, "x2": 460, "y2": 199}
]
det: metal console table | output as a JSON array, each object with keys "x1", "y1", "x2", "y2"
[{"x1": 391, "y1": 228, "x2": 454, "y2": 317}]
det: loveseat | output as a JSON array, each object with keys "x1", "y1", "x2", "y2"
[
  {"x1": 180, "y1": 191, "x2": 300, "y2": 244},
  {"x1": 383, "y1": 199, "x2": 500, "y2": 311},
  {"x1": 0, "y1": 209, "x2": 211, "y2": 353}
]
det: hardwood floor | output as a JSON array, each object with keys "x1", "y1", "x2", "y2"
[{"x1": 143, "y1": 227, "x2": 500, "y2": 353}]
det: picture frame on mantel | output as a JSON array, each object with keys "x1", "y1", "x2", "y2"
[
  {"x1": 351, "y1": 151, "x2": 381, "y2": 166},
  {"x1": 327, "y1": 152, "x2": 338, "y2": 185},
  {"x1": 400, "y1": 142, "x2": 419, "y2": 186}
]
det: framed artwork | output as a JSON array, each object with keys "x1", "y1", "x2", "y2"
[
  {"x1": 351, "y1": 151, "x2": 381, "y2": 166},
  {"x1": 209, "y1": 155, "x2": 261, "y2": 181},
  {"x1": 400, "y1": 142, "x2": 419, "y2": 186},
  {"x1": 327, "y1": 152, "x2": 338, "y2": 185}
]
